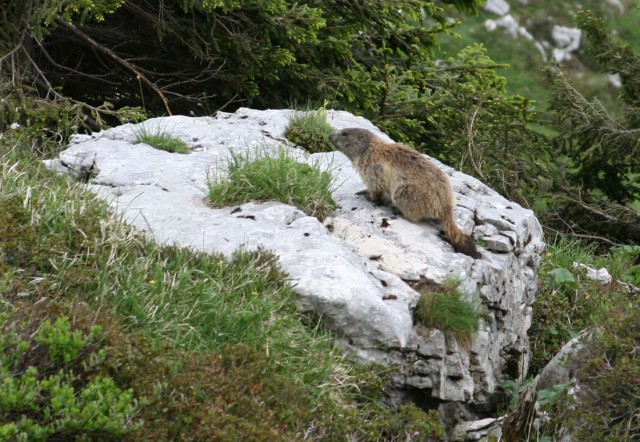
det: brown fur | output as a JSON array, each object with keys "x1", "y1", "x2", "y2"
[{"x1": 329, "y1": 128, "x2": 480, "y2": 259}]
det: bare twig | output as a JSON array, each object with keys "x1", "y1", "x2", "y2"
[
  {"x1": 58, "y1": 20, "x2": 172, "y2": 115},
  {"x1": 461, "y1": 98, "x2": 488, "y2": 180}
]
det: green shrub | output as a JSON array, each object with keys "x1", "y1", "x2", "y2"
[
  {"x1": 0, "y1": 308, "x2": 141, "y2": 442},
  {"x1": 207, "y1": 147, "x2": 337, "y2": 220},
  {"x1": 284, "y1": 108, "x2": 335, "y2": 153},
  {"x1": 529, "y1": 235, "x2": 635, "y2": 375},
  {"x1": 539, "y1": 302, "x2": 640, "y2": 441},
  {"x1": 413, "y1": 280, "x2": 480, "y2": 347},
  {"x1": 0, "y1": 82, "x2": 144, "y2": 159},
  {"x1": 134, "y1": 124, "x2": 190, "y2": 154}
]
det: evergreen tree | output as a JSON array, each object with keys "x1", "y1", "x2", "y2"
[
  {"x1": 0, "y1": 0, "x2": 481, "y2": 126},
  {"x1": 545, "y1": 10, "x2": 640, "y2": 245}
]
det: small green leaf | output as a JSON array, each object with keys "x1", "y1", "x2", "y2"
[{"x1": 549, "y1": 267, "x2": 576, "y2": 286}]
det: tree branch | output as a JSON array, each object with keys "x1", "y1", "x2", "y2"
[{"x1": 58, "y1": 20, "x2": 172, "y2": 115}]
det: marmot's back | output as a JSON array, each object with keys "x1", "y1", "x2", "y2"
[
  {"x1": 366, "y1": 138, "x2": 455, "y2": 220},
  {"x1": 329, "y1": 128, "x2": 480, "y2": 259}
]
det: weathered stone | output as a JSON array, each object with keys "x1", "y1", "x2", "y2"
[
  {"x1": 451, "y1": 417, "x2": 502, "y2": 441},
  {"x1": 483, "y1": 234, "x2": 514, "y2": 253},
  {"x1": 537, "y1": 335, "x2": 585, "y2": 391},
  {"x1": 551, "y1": 25, "x2": 582, "y2": 62}
]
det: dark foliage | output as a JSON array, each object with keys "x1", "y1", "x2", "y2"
[
  {"x1": 542, "y1": 10, "x2": 640, "y2": 245},
  {"x1": 1, "y1": 0, "x2": 479, "y2": 123}
]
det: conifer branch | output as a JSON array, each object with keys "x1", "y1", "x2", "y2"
[{"x1": 59, "y1": 20, "x2": 172, "y2": 116}]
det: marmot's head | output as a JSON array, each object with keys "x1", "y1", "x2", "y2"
[{"x1": 329, "y1": 128, "x2": 372, "y2": 160}]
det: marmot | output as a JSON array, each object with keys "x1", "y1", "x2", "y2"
[{"x1": 329, "y1": 128, "x2": 480, "y2": 259}]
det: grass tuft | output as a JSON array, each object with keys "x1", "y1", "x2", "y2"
[
  {"x1": 284, "y1": 108, "x2": 335, "y2": 153},
  {"x1": 134, "y1": 123, "x2": 190, "y2": 154},
  {"x1": 207, "y1": 147, "x2": 337, "y2": 220},
  {"x1": 414, "y1": 280, "x2": 481, "y2": 347}
]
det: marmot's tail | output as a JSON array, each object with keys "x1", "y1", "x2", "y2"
[{"x1": 442, "y1": 212, "x2": 481, "y2": 259}]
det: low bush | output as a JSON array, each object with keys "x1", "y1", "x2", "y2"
[
  {"x1": 529, "y1": 235, "x2": 636, "y2": 375},
  {"x1": 539, "y1": 301, "x2": 640, "y2": 441},
  {"x1": 0, "y1": 305, "x2": 141, "y2": 441}
]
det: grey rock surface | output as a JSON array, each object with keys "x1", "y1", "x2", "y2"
[
  {"x1": 46, "y1": 108, "x2": 544, "y2": 414},
  {"x1": 537, "y1": 334, "x2": 585, "y2": 392}
]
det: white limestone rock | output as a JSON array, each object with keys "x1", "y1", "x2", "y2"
[
  {"x1": 484, "y1": 15, "x2": 534, "y2": 41},
  {"x1": 537, "y1": 335, "x2": 585, "y2": 392},
  {"x1": 451, "y1": 417, "x2": 502, "y2": 441},
  {"x1": 551, "y1": 25, "x2": 582, "y2": 62},
  {"x1": 483, "y1": 0, "x2": 510, "y2": 16},
  {"x1": 45, "y1": 108, "x2": 544, "y2": 413}
]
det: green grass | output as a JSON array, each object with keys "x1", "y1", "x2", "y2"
[
  {"x1": 528, "y1": 234, "x2": 637, "y2": 374},
  {"x1": 284, "y1": 107, "x2": 335, "y2": 153},
  {"x1": 1, "y1": 137, "x2": 445, "y2": 440},
  {"x1": 134, "y1": 123, "x2": 190, "y2": 154},
  {"x1": 207, "y1": 147, "x2": 337, "y2": 220},
  {"x1": 413, "y1": 280, "x2": 481, "y2": 347}
]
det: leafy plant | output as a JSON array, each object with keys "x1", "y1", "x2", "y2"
[
  {"x1": 134, "y1": 124, "x2": 190, "y2": 154},
  {"x1": 0, "y1": 310, "x2": 141, "y2": 441},
  {"x1": 284, "y1": 107, "x2": 335, "y2": 153},
  {"x1": 529, "y1": 235, "x2": 636, "y2": 375},
  {"x1": 538, "y1": 302, "x2": 640, "y2": 441},
  {"x1": 207, "y1": 147, "x2": 337, "y2": 220},
  {"x1": 537, "y1": 382, "x2": 571, "y2": 408},
  {"x1": 611, "y1": 245, "x2": 640, "y2": 285},
  {"x1": 501, "y1": 378, "x2": 567, "y2": 411},
  {"x1": 547, "y1": 267, "x2": 578, "y2": 289},
  {"x1": 413, "y1": 280, "x2": 481, "y2": 347}
]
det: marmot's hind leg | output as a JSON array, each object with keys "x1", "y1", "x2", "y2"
[{"x1": 392, "y1": 184, "x2": 425, "y2": 223}]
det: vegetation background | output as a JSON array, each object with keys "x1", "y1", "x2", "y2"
[{"x1": 1, "y1": 0, "x2": 639, "y2": 440}]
